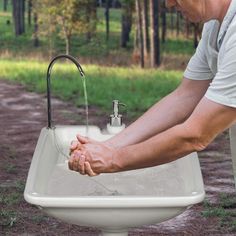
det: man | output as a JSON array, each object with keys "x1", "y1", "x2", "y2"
[{"x1": 69, "y1": 0, "x2": 236, "y2": 176}]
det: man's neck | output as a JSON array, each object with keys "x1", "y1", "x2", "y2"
[{"x1": 208, "y1": 0, "x2": 232, "y2": 23}]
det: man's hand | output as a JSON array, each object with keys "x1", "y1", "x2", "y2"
[{"x1": 68, "y1": 135, "x2": 120, "y2": 176}]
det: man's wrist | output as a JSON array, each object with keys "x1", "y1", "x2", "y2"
[{"x1": 111, "y1": 147, "x2": 126, "y2": 173}]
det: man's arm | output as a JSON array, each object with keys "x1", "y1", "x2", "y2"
[
  {"x1": 105, "y1": 78, "x2": 211, "y2": 148},
  {"x1": 114, "y1": 97, "x2": 236, "y2": 172}
]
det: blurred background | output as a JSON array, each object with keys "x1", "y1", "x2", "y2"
[{"x1": 0, "y1": 0, "x2": 203, "y2": 118}]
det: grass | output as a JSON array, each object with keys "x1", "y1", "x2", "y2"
[
  {"x1": 0, "y1": 180, "x2": 25, "y2": 228},
  {"x1": 202, "y1": 193, "x2": 236, "y2": 232},
  {"x1": 4, "y1": 163, "x2": 17, "y2": 174},
  {"x1": 0, "y1": 59, "x2": 182, "y2": 118}
]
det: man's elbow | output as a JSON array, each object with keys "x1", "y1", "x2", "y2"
[
  {"x1": 192, "y1": 136, "x2": 210, "y2": 152},
  {"x1": 181, "y1": 123, "x2": 214, "y2": 152}
]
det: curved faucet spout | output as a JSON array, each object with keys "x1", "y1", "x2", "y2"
[{"x1": 46, "y1": 54, "x2": 85, "y2": 129}]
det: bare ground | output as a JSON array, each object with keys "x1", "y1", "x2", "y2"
[{"x1": 0, "y1": 80, "x2": 236, "y2": 236}]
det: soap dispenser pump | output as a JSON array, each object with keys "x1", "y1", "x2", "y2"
[{"x1": 107, "y1": 100, "x2": 126, "y2": 134}]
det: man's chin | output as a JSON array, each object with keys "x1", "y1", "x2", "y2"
[{"x1": 182, "y1": 14, "x2": 202, "y2": 23}]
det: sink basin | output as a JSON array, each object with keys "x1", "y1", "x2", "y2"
[{"x1": 24, "y1": 125, "x2": 205, "y2": 236}]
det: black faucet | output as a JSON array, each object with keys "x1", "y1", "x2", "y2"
[{"x1": 46, "y1": 54, "x2": 85, "y2": 129}]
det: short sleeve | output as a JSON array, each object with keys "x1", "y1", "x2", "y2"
[
  {"x1": 205, "y1": 22, "x2": 236, "y2": 108},
  {"x1": 184, "y1": 24, "x2": 214, "y2": 81}
]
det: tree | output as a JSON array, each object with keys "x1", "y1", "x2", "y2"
[
  {"x1": 3, "y1": 0, "x2": 8, "y2": 11},
  {"x1": 150, "y1": 0, "x2": 161, "y2": 67},
  {"x1": 28, "y1": 0, "x2": 32, "y2": 26},
  {"x1": 193, "y1": 23, "x2": 201, "y2": 48},
  {"x1": 12, "y1": 0, "x2": 25, "y2": 36},
  {"x1": 170, "y1": 7, "x2": 174, "y2": 34},
  {"x1": 176, "y1": 11, "x2": 180, "y2": 37},
  {"x1": 85, "y1": 0, "x2": 97, "y2": 42},
  {"x1": 34, "y1": 0, "x2": 97, "y2": 55},
  {"x1": 33, "y1": 11, "x2": 39, "y2": 47},
  {"x1": 141, "y1": 0, "x2": 149, "y2": 59},
  {"x1": 161, "y1": 0, "x2": 167, "y2": 43},
  {"x1": 105, "y1": 0, "x2": 110, "y2": 41},
  {"x1": 31, "y1": 0, "x2": 39, "y2": 47},
  {"x1": 120, "y1": 0, "x2": 133, "y2": 48},
  {"x1": 135, "y1": 0, "x2": 144, "y2": 68}
]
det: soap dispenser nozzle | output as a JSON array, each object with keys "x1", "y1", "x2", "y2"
[{"x1": 109, "y1": 100, "x2": 126, "y2": 127}]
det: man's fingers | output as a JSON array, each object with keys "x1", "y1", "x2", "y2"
[
  {"x1": 70, "y1": 140, "x2": 84, "y2": 156},
  {"x1": 85, "y1": 162, "x2": 98, "y2": 177},
  {"x1": 70, "y1": 140, "x2": 78, "y2": 149},
  {"x1": 68, "y1": 153, "x2": 75, "y2": 170},
  {"x1": 77, "y1": 134, "x2": 89, "y2": 144},
  {"x1": 79, "y1": 154, "x2": 86, "y2": 175},
  {"x1": 72, "y1": 151, "x2": 81, "y2": 171},
  {"x1": 70, "y1": 141, "x2": 79, "y2": 156}
]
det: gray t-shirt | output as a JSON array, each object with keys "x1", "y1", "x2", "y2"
[{"x1": 184, "y1": 0, "x2": 236, "y2": 108}]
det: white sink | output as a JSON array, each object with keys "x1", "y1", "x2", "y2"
[{"x1": 24, "y1": 126, "x2": 205, "y2": 236}]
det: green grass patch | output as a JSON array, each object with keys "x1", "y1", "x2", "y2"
[
  {"x1": 4, "y1": 163, "x2": 17, "y2": 174},
  {"x1": 162, "y1": 39, "x2": 195, "y2": 55},
  {"x1": 0, "y1": 59, "x2": 182, "y2": 118},
  {"x1": 202, "y1": 194, "x2": 236, "y2": 232},
  {"x1": 0, "y1": 209, "x2": 17, "y2": 227}
]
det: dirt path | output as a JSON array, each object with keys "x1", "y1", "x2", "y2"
[{"x1": 0, "y1": 80, "x2": 236, "y2": 236}]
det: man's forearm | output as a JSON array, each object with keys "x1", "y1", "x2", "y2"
[
  {"x1": 113, "y1": 97, "x2": 236, "y2": 172},
  {"x1": 105, "y1": 79, "x2": 210, "y2": 149},
  {"x1": 114, "y1": 124, "x2": 194, "y2": 171}
]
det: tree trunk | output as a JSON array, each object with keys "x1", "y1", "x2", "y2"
[
  {"x1": 176, "y1": 12, "x2": 180, "y2": 37},
  {"x1": 150, "y1": 0, "x2": 161, "y2": 67},
  {"x1": 65, "y1": 36, "x2": 70, "y2": 55},
  {"x1": 161, "y1": 0, "x2": 166, "y2": 43},
  {"x1": 99, "y1": 0, "x2": 102, "y2": 7},
  {"x1": 105, "y1": 0, "x2": 110, "y2": 41},
  {"x1": 170, "y1": 8, "x2": 174, "y2": 35},
  {"x1": 112, "y1": 0, "x2": 118, "y2": 8},
  {"x1": 142, "y1": 0, "x2": 149, "y2": 59},
  {"x1": 86, "y1": 0, "x2": 97, "y2": 42},
  {"x1": 3, "y1": 0, "x2": 8, "y2": 11},
  {"x1": 185, "y1": 19, "x2": 190, "y2": 39},
  {"x1": 28, "y1": 0, "x2": 32, "y2": 26},
  {"x1": 121, "y1": 2, "x2": 132, "y2": 48},
  {"x1": 136, "y1": 0, "x2": 144, "y2": 68},
  {"x1": 193, "y1": 23, "x2": 199, "y2": 48},
  {"x1": 33, "y1": 12, "x2": 39, "y2": 47},
  {"x1": 12, "y1": 0, "x2": 25, "y2": 36}
]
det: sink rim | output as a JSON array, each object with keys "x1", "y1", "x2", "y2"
[{"x1": 24, "y1": 192, "x2": 205, "y2": 208}]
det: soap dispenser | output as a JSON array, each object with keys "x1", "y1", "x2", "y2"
[{"x1": 107, "y1": 100, "x2": 126, "y2": 134}]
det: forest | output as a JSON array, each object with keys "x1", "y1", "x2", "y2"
[{"x1": 6, "y1": 0, "x2": 201, "y2": 68}]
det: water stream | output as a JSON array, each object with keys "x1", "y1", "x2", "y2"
[
  {"x1": 81, "y1": 76, "x2": 89, "y2": 136},
  {"x1": 52, "y1": 74, "x2": 119, "y2": 195}
]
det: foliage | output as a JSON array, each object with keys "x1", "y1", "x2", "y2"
[
  {"x1": 33, "y1": 0, "x2": 97, "y2": 54},
  {"x1": 0, "y1": 59, "x2": 182, "y2": 118},
  {"x1": 0, "y1": 1, "x2": 194, "y2": 63}
]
